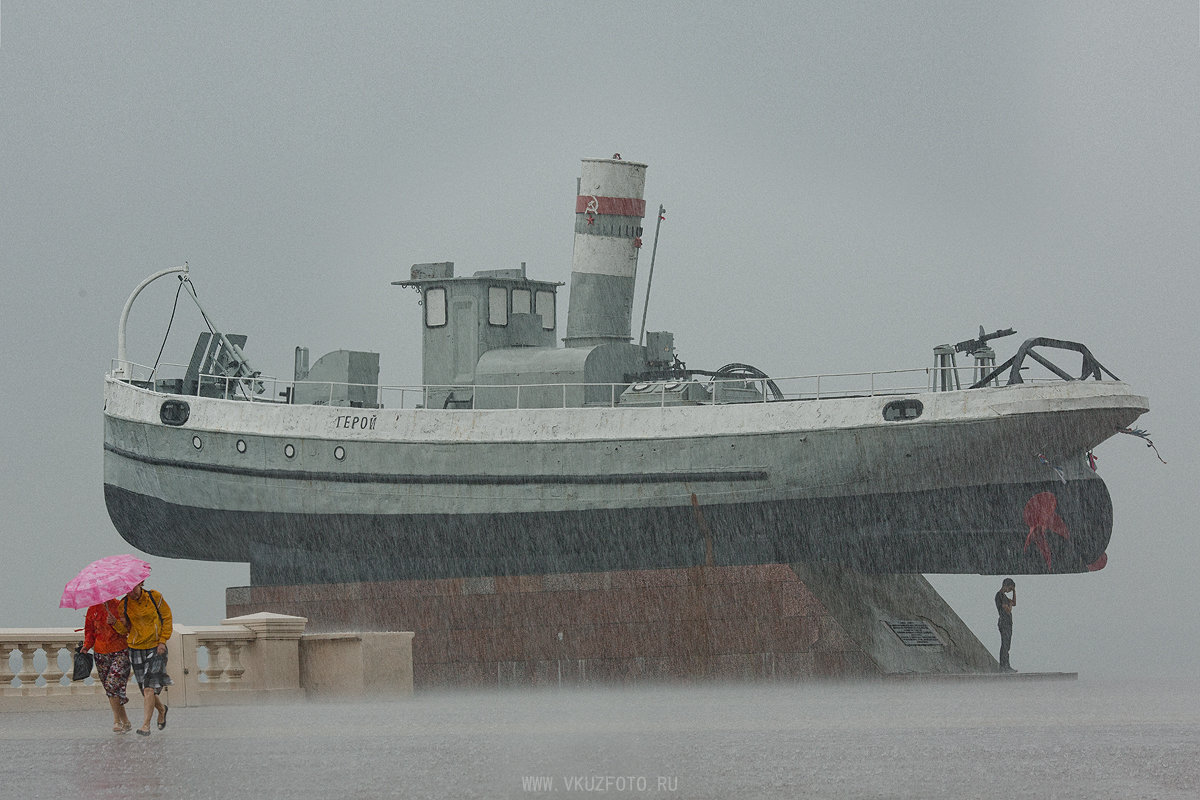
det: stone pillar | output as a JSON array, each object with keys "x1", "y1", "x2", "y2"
[
  {"x1": 222, "y1": 612, "x2": 307, "y2": 698},
  {"x1": 166, "y1": 626, "x2": 199, "y2": 707}
]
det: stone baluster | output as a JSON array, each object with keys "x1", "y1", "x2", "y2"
[
  {"x1": 1, "y1": 644, "x2": 16, "y2": 691},
  {"x1": 42, "y1": 643, "x2": 67, "y2": 692},
  {"x1": 202, "y1": 642, "x2": 226, "y2": 684},
  {"x1": 224, "y1": 641, "x2": 245, "y2": 684},
  {"x1": 16, "y1": 643, "x2": 39, "y2": 689}
]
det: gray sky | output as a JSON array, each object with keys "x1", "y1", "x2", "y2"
[{"x1": 2, "y1": 2, "x2": 1196, "y2": 678}]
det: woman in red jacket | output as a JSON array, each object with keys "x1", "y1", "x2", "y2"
[{"x1": 81, "y1": 598, "x2": 132, "y2": 733}]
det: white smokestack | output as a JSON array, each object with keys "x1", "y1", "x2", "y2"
[{"x1": 564, "y1": 157, "x2": 648, "y2": 348}]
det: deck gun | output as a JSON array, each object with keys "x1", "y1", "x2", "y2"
[{"x1": 954, "y1": 326, "x2": 1016, "y2": 356}]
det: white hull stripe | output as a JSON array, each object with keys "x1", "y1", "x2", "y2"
[{"x1": 103, "y1": 443, "x2": 767, "y2": 485}]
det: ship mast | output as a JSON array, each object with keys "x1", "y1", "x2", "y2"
[
  {"x1": 638, "y1": 204, "x2": 666, "y2": 347},
  {"x1": 114, "y1": 263, "x2": 189, "y2": 379},
  {"x1": 114, "y1": 263, "x2": 257, "y2": 394}
]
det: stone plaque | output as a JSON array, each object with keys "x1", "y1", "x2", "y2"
[{"x1": 885, "y1": 619, "x2": 942, "y2": 647}]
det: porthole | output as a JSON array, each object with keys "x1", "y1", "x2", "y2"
[
  {"x1": 284, "y1": 443, "x2": 296, "y2": 459},
  {"x1": 160, "y1": 399, "x2": 190, "y2": 426},
  {"x1": 632, "y1": 382, "x2": 652, "y2": 393},
  {"x1": 334, "y1": 445, "x2": 346, "y2": 461},
  {"x1": 883, "y1": 399, "x2": 924, "y2": 422},
  {"x1": 236, "y1": 439, "x2": 247, "y2": 454},
  {"x1": 663, "y1": 381, "x2": 682, "y2": 392},
  {"x1": 192, "y1": 435, "x2": 203, "y2": 450}
]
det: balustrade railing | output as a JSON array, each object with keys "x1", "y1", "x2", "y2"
[
  {"x1": 2, "y1": 616, "x2": 300, "y2": 706},
  {"x1": 0, "y1": 633, "x2": 89, "y2": 695},
  {"x1": 3, "y1": 615, "x2": 412, "y2": 711},
  {"x1": 189, "y1": 627, "x2": 255, "y2": 690}
]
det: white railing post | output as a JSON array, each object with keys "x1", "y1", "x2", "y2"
[
  {"x1": 203, "y1": 642, "x2": 227, "y2": 684},
  {"x1": 0, "y1": 644, "x2": 16, "y2": 691},
  {"x1": 16, "y1": 644, "x2": 39, "y2": 690},
  {"x1": 42, "y1": 644, "x2": 67, "y2": 694},
  {"x1": 225, "y1": 641, "x2": 246, "y2": 683}
]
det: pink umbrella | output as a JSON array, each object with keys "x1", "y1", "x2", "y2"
[{"x1": 59, "y1": 554, "x2": 151, "y2": 609}]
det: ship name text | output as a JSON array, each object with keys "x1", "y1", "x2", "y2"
[{"x1": 333, "y1": 414, "x2": 377, "y2": 431}]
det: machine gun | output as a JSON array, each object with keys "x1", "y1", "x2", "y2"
[{"x1": 954, "y1": 326, "x2": 1016, "y2": 356}]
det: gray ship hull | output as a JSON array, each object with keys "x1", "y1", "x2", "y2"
[
  {"x1": 104, "y1": 478, "x2": 1113, "y2": 585},
  {"x1": 102, "y1": 376, "x2": 1146, "y2": 584}
]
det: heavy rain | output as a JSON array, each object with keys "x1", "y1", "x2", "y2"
[
  {"x1": 3, "y1": 2, "x2": 1199, "y2": 798},
  {"x1": 4, "y1": 680, "x2": 1200, "y2": 799}
]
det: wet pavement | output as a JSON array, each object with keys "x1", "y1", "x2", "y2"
[{"x1": 1, "y1": 678, "x2": 1197, "y2": 799}]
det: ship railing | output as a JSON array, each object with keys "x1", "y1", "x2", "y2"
[
  {"x1": 403, "y1": 368, "x2": 938, "y2": 409},
  {"x1": 108, "y1": 359, "x2": 188, "y2": 387},
  {"x1": 114, "y1": 361, "x2": 1068, "y2": 411},
  {"x1": 106, "y1": 360, "x2": 283, "y2": 402}
]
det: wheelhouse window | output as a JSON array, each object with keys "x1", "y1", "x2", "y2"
[
  {"x1": 535, "y1": 290, "x2": 555, "y2": 330},
  {"x1": 512, "y1": 288, "x2": 531, "y2": 315},
  {"x1": 488, "y1": 286, "x2": 508, "y2": 326},
  {"x1": 425, "y1": 287, "x2": 447, "y2": 327}
]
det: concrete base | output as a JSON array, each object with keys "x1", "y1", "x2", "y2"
[
  {"x1": 788, "y1": 563, "x2": 999, "y2": 675},
  {"x1": 884, "y1": 672, "x2": 1078, "y2": 682},
  {"x1": 227, "y1": 563, "x2": 1002, "y2": 689},
  {"x1": 299, "y1": 632, "x2": 414, "y2": 697}
]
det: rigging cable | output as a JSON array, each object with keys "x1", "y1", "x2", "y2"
[
  {"x1": 182, "y1": 277, "x2": 219, "y2": 337},
  {"x1": 150, "y1": 276, "x2": 188, "y2": 378}
]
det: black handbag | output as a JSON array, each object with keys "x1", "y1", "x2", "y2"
[{"x1": 72, "y1": 644, "x2": 94, "y2": 682}]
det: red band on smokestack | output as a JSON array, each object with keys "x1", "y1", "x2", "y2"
[{"x1": 575, "y1": 196, "x2": 647, "y2": 217}]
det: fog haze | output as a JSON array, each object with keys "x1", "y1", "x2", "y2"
[{"x1": 2, "y1": 2, "x2": 1197, "y2": 678}]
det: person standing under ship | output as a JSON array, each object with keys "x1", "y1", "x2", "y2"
[
  {"x1": 996, "y1": 578, "x2": 1017, "y2": 671},
  {"x1": 113, "y1": 581, "x2": 173, "y2": 736},
  {"x1": 81, "y1": 598, "x2": 132, "y2": 733}
]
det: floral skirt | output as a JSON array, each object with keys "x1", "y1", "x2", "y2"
[{"x1": 93, "y1": 651, "x2": 131, "y2": 703}]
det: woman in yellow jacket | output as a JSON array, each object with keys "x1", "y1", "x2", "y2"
[{"x1": 113, "y1": 581, "x2": 173, "y2": 736}]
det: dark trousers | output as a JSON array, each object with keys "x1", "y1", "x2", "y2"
[{"x1": 998, "y1": 620, "x2": 1013, "y2": 668}]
